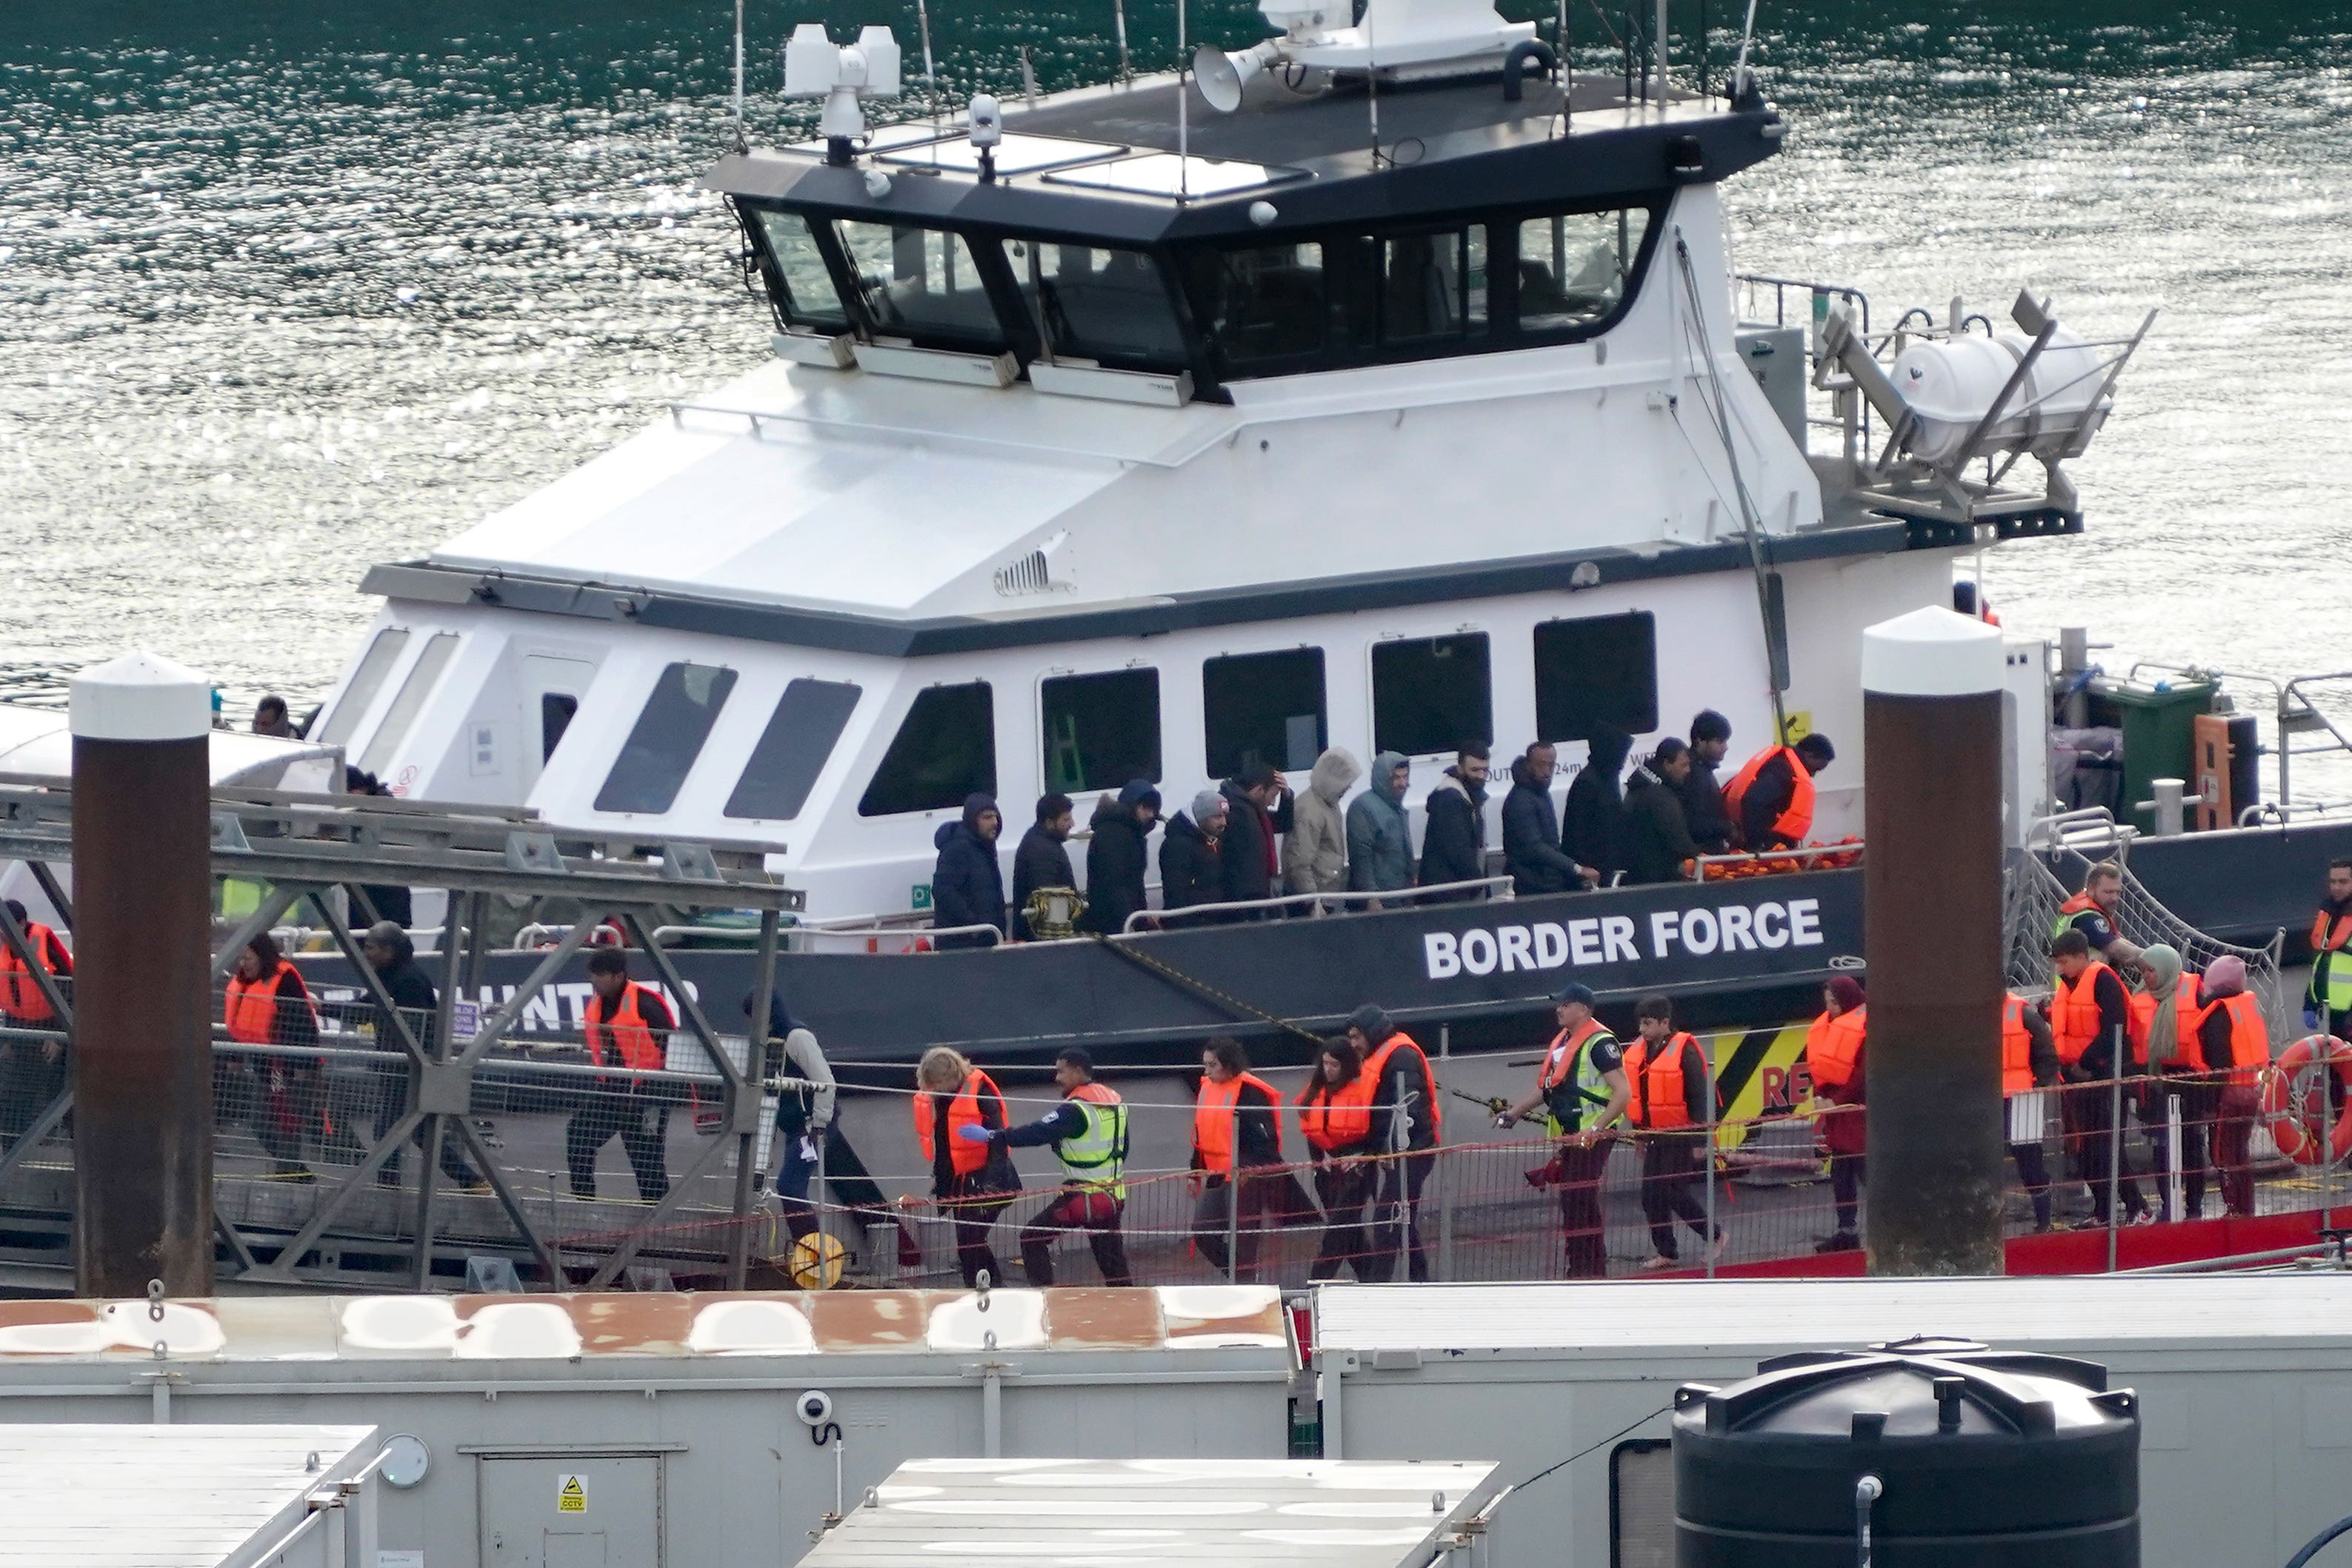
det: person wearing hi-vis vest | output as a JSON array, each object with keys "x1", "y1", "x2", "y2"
[
  {"x1": 1500, "y1": 984, "x2": 1630, "y2": 1279},
  {"x1": 566, "y1": 948, "x2": 678, "y2": 1203},
  {"x1": 1625, "y1": 995, "x2": 1723, "y2": 1270},
  {"x1": 963, "y1": 1047, "x2": 1134, "y2": 1287},
  {"x1": 2306, "y1": 858, "x2": 2352, "y2": 1035},
  {"x1": 1805, "y1": 976, "x2": 1868, "y2": 1252},
  {"x1": 1191, "y1": 1037, "x2": 1312, "y2": 1282},
  {"x1": 2052, "y1": 861, "x2": 2141, "y2": 968}
]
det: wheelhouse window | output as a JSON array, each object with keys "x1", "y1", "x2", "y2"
[
  {"x1": 725, "y1": 678, "x2": 862, "y2": 822},
  {"x1": 1184, "y1": 224, "x2": 1488, "y2": 373},
  {"x1": 1007, "y1": 239, "x2": 1188, "y2": 369},
  {"x1": 594, "y1": 662, "x2": 738, "y2": 815},
  {"x1": 1517, "y1": 207, "x2": 1651, "y2": 334},
  {"x1": 859, "y1": 682, "x2": 996, "y2": 816},
  {"x1": 317, "y1": 627, "x2": 410, "y2": 748},
  {"x1": 358, "y1": 631, "x2": 459, "y2": 778},
  {"x1": 1203, "y1": 649, "x2": 1327, "y2": 778},
  {"x1": 1042, "y1": 669, "x2": 1160, "y2": 793},
  {"x1": 1373, "y1": 633, "x2": 1492, "y2": 757},
  {"x1": 751, "y1": 208, "x2": 853, "y2": 333},
  {"x1": 836, "y1": 221, "x2": 1006, "y2": 349},
  {"x1": 1533, "y1": 612, "x2": 1659, "y2": 742}
]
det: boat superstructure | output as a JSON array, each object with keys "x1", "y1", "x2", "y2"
[{"x1": 315, "y1": 0, "x2": 2117, "y2": 924}]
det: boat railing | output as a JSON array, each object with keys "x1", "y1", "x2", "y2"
[
  {"x1": 1120, "y1": 876, "x2": 1513, "y2": 934},
  {"x1": 1692, "y1": 842, "x2": 1862, "y2": 875},
  {"x1": 2023, "y1": 807, "x2": 2136, "y2": 860},
  {"x1": 1733, "y1": 271, "x2": 1875, "y2": 454},
  {"x1": 2124, "y1": 660, "x2": 2352, "y2": 819}
]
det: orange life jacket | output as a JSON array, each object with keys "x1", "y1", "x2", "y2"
[
  {"x1": 1724, "y1": 744, "x2": 1815, "y2": 844},
  {"x1": 1362, "y1": 1031, "x2": 1442, "y2": 1136},
  {"x1": 1540, "y1": 1020, "x2": 1607, "y2": 1091},
  {"x1": 1196, "y1": 1072, "x2": 1283, "y2": 1173},
  {"x1": 1625, "y1": 1031, "x2": 1702, "y2": 1130},
  {"x1": 1805, "y1": 1006, "x2": 1867, "y2": 1094},
  {"x1": 2130, "y1": 975, "x2": 2202, "y2": 1073},
  {"x1": 2000, "y1": 995, "x2": 2036, "y2": 1097},
  {"x1": 2053, "y1": 961, "x2": 2122, "y2": 1070},
  {"x1": 0, "y1": 921, "x2": 69, "y2": 1022},
  {"x1": 913, "y1": 1069, "x2": 1005, "y2": 1178},
  {"x1": 1297, "y1": 1075, "x2": 1374, "y2": 1153},
  {"x1": 224, "y1": 961, "x2": 316, "y2": 1046},
  {"x1": 2205, "y1": 990, "x2": 2268, "y2": 1087},
  {"x1": 585, "y1": 981, "x2": 667, "y2": 1073},
  {"x1": 2314, "y1": 910, "x2": 2352, "y2": 953}
]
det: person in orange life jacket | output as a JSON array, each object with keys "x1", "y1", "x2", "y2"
[
  {"x1": 1346, "y1": 1004, "x2": 1443, "y2": 1281},
  {"x1": 1806, "y1": 976, "x2": 1868, "y2": 1252},
  {"x1": 1297, "y1": 1038, "x2": 1376, "y2": 1281},
  {"x1": 1625, "y1": 994, "x2": 1723, "y2": 1270},
  {"x1": 960, "y1": 1047, "x2": 1133, "y2": 1287},
  {"x1": 2130, "y1": 944, "x2": 2207, "y2": 1223},
  {"x1": 904, "y1": 1046, "x2": 1017, "y2": 1287},
  {"x1": 2305, "y1": 858, "x2": 2352, "y2": 1034},
  {"x1": 356, "y1": 921, "x2": 484, "y2": 1192},
  {"x1": 564, "y1": 948, "x2": 677, "y2": 1203},
  {"x1": 1727, "y1": 733, "x2": 1835, "y2": 852},
  {"x1": 2056, "y1": 861, "x2": 2141, "y2": 968},
  {"x1": 2205, "y1": 955, "x2": 2268, "y2": 1217},
  {"x1": 0, "y1": 899, "x2": 72, "y2": 1147},
  {"x1": 1994, "y1": 990, "x2": 2061, "y2": 1232},
  {"x1": 1190, "y1": 1037, "x2": 1313, "y2": 1281},
  {"x1": 224, "y1": 933, "x2": 327, "y2": 1181},
  {"x1": 1499, "y1": 984, "x2": 1630, "y2": 1280},
  {"x1": 2050, "y1": 928, "x2": 2150, "y2": 1227}
]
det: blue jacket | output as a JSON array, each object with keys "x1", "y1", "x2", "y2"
[
  {"x1": 1346, "y1": 750, "x2": 1415, "y2": 893},
  {"x1": 931, "y1": 795, "x2": 1007, "y2": 941}
]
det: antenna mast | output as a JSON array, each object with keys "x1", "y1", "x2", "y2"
[{"x1": 732, "y1": 0, "x2": 747, "y2": 150}]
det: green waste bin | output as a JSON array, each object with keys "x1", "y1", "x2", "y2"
[{"x1": 2088, "y1": 677, "x2": 2214, "y2": 832}]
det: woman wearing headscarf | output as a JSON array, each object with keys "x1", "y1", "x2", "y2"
[
  {"x1": 2132, "y1": 944, "x2": 2202, "y2": 1221},
  {"x1": 1807, "y1": 976, "x2": 1868, "y2": 1252},
  {"x1": 2194, "y1": 955, "x2": 2267, "y2": 1218}
]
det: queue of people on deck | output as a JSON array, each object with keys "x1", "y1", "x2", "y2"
[{"x1": 929, "y1": 712, "x2": 1840, "y2": 941}]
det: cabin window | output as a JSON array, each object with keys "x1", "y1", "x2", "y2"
[
  {"x1": 859, "y1": 681, "x2": 997, "y2": 816},
  {"x1": 317, "y1": 627, "x2": 410, "y2": 748},
  {"x1": 1371, "y1": 227, "x2": 1488, "y2": 345},
  {"x1": 836, "y1": 221, "x2": 1007, "y2": 349},
  {"x1": 594, "y1": 662, "x2": 739, "y2": 815},
  {"x1": 725, "y1": 678, "x2": 863, "y2": 822},
  {"x1": 1533, "y1": 612, "x2": 1659, "y2": 743},
  {"x1": 1516, "y1": 207, "x2": 1651, "y2": 334},
  {"x1": 541, "y1": 693, "x2": 579, "y2": 764},
  {"x1": 1007, "y1": 239, "x2": 1188, "y2": 369},
  {"x1": 1185, "y1": 241, "x2": 1330, "y2": 366},
  {"x1": 1183, "y1": 223, "x2": 1488, "y2": 371},
  {"x1": 1203, "y1": 649, "x2": 1327, "y2": 778},
  {"x1": 1373, "y1": 633, "x2": 1492, "y2": 757},
  {"x1": 1041, "y1": 668, "x2": 1160, "y2": 793},
  {"x1": 1610, "y1": 1440, "x2": 1675, "y2": 1568},
  {"x1": 357, "y1": 631, "x2": 459, "y2": 779},
  {"x1": 751, "y1": 209, "x2": 853, "y2": 333}
]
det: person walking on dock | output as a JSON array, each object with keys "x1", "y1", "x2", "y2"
[
  {"x1": 1298, "y1": 1038, "x2": 1375, "y2": 1281},
  {"x1": 566, "y1": 949, "x2": 676, "y2": 1203},
  {"x1": 1625, "y1": 994, "x2": 1722, "y2": 1270},
  {"x1": 0, "y1": 899, "x2": 71, "y2": 1147},
  {"x1": 2189, "y1": 954, "x2": 2267, "y2": 1218},
  {"x1": 2050, "y1": 929, "x2": 2148, "y2": 1228},
  {"x1": 1345, "y1": 752, "x2": 1415, "y2": 900},
  {"x1": 1191, "y1": 1037, "x2": 1310, "y2": 1281},
  {"x1": 2306, "y1": 858, "x2": 2352, "y2": 1035},
  {"x1": 1805, "y1": 976, "x2": 1868, "y2": 1251},
  {"x1": 1349, "y1": 1004, "x2": 1442, "y2": 1281},
  {"x1": 907, "y1": 1047, "x2": 1018, "y2": 1287},
  {"x1": 1010, "y1": 794, "x2": 1077, "y2": 941},
  {"x1": 965, "y1": 1047, "x2": 1133, "y2": 1287},
  {"x1": 1501, "y1": 984, "x2": 1628, "y2": 1278},
  {"x1": 358, "y1": 921, "x2": 482, "y2": 1191},
  {"x1": 2000, "y1": 991, "x2": 2061, "y2": 1232},
  {"x1": 223, "y1": 933, "x2": 328, "y2": 1182},
  {"x1": 2052, "y1": 861, "x2": 2140, "y2": 967}
]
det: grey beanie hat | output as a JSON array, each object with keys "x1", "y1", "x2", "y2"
[{"x1": 1193, "y1": 788, "x2": 1227, "y2": 821}]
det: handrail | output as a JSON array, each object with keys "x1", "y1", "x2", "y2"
[
  {"x1": 1693, "y1": 842, "x2": 1862, "y2": 871},
  {"x1": 2022, "y1": 807, "x2": 2134, "y2": 858},
  {"x1": 1734, "y1": 273, "x2": 1870, "y2": 336},
  {"x1": 1122, "y1": 875, "x2": 1512, "y2": 933}
]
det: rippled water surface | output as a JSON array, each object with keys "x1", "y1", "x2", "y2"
[{"x1": 1, "y1": 1, "x2": 2347, "y2": 720}]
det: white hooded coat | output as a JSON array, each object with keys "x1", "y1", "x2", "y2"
[{"x1": 1282, "y1": 747, "x2": 1362, "y2": 895}]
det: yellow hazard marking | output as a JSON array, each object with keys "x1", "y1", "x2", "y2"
[
  {"x1": 1777, "y1": 710, "x2": 1813, "y2": 744},
  {"x1": 558, "y1": 1475, "x2": 587, "y2": 1514},
  {"x1": 1706, "y1": 1024, "x2": 1816, "y2": 1152}
]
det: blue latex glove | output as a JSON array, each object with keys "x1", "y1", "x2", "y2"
[
  {"x1": 955, "y1": 1123, "x2": 994, "y2": 1144},
  {"x1": 2306, "y1": 1007, "x2": 2322, "y2": 1031}
]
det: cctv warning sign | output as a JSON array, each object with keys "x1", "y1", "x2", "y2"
[{"x1": 557, "y1": 1474, "x2": 587, "y2": 1514}]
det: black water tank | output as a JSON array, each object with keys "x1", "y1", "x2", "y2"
[{"x1": 1672, "y1": 1336, "x2": 2139, "y2": 1567}]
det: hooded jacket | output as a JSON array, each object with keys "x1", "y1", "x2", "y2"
[
  {"x1": 1081, "y1": 780, "x2": 1161, "y2": 935},
  {"x1": 1561, "y1": 726, "x2": 1631, "y2": 884},
  {"x1": 930, "y1": 794, "x2": 1007, "y2": 944},
  {"x1": 1419, "y1": 767, "x2": 1488, "y2": 889},
  {"x1": 1502, "y1": 756, "x2": 1584, "y2": 895},
  {"x1": 1159, "y1": 810, "x2": 1225, "y2": 911},
  {"x1": 1621, "y1": 764, "x2": 1705, "y2": 884},
  {"x1": 1010, "y1": 820, "x2": 1078, "y2": 940},
  {"x1": 1283, "y1": 747, "x2": 1362, "y2": 895},
  {"x1": 1679, "y1": 753, "x2": 1736, "y2": 853},
  {"x1": 1346, "y1": 750, "x2": 1415, "y2": 893},
  {"x1": 1219, "y1": 776, "x2": 1295, "y2": 906}
]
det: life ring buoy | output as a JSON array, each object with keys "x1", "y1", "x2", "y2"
[{"x1": 2259, "y1": 1035, "x2": 2352, "y2": 1166}]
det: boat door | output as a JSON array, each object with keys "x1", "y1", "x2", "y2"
[{"x1": 521, "y1": 654, "x2": 596, "y2": 791}]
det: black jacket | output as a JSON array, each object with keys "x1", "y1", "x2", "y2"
[
  {"x1": 1679, "y1": 760, "x2": 1735, "y2": 853},
  {"x1": 1368, "y1": 1032, "x2": 1439, "y2": 1151},
  {"x1": 1083, "y1": 805, "x2": 1153, "y2": 935},
  {"x1": 1560, "y1": 727, "x2": 1632, "y2": 884},
  {"x1": 930, "y1": 819, "x2": 1007, "y2": 941},
  {"x1": 1501, "y1": 767, "x2": 1582, "y2": 895},
  {"x1": 1218, "y1": 778, "x2": 1294, "y2": 905},
  {"x1": 1159, "y1": 812, "x2": 1225, "y2": 911},
  {"x1": 1010, "y1": 823, "x2": 1077, "y2": 939},
  {"x1": 1621, "y1": 765, "x2": 1704, "y2": 884},
  {"x1": 1418, "y1": 771, "x2": 1488, "y2": 887},
  {"x1": 367, "y1": 954, "x2": 438, "y2": 1058}
]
